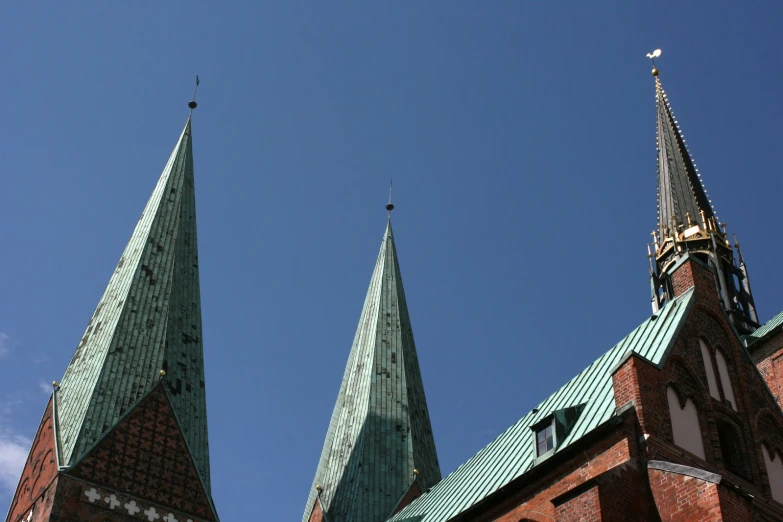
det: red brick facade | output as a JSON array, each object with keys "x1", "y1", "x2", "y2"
[
  {"x1": 5, "y1": 398, "x2": 58, "y2": 522},
  {"x1": 391, "y1": 257, "x2": 783, "y2": 521},
  {"x1": 5, "y1": 384, "x2": 215, "y2": 522}
]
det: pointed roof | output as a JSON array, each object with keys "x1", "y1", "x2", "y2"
[
  {"x1": 56, "y1": 117, "x2": 213, "y2": 489},
  {"x1": 655, "y1": 75, "x2": 717, "y2": 233},
  {"x1": 303, "y1": 219, "x2": 441, "y2": 522}
]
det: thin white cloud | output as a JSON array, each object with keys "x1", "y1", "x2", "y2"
[
  {"x1": 0, "y1": 431, "x2": 30, "y2": 495},
  {"x1": 0, "y1": 332, "x2": 10, "y2": 357},
  {"x1": 0, "y1": 397, "x2": 31, "y2": 499},
  {"x1": 38, "y1": 381, "x2": 53, "y2": 396}
]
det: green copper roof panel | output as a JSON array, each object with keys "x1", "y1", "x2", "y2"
[
  {"x1": 304, "y1": 221, "x2": 441, "y2": 522},
  {"x1": 388, "y1": 289, "x2": 694, "y2": 522},
  {"x1": 744, "y1": 309, "x2": 783, "y2": 345},
  {"x1": 56, "y1": 118, "x2": 212, "y2": 489}
]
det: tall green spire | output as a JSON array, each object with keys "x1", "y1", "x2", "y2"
[
  {"x1": 56, "y1": 117, "x2": 212, "y2": 488},
  {"x1": 303, "y1": 218, "x2": 441, "y2": 522}
]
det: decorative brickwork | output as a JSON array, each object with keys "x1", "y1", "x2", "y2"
[
  {"x1": 67, "y1": 385, "x2": 215, "y2": 521},
  {"x1": 5, "y1": 397, "x2": 58, "y2": 522}
]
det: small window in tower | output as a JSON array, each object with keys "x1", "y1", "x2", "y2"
[{"x1": 536, "y1": 424, "x2": 554, "y2": 456}]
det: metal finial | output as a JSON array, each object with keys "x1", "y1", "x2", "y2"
[
  {"x1": 386, "y1": 179, "x2": 394, "y2": 214},
  {"x1": 188, "y1": 75, "x2": 200, "y2": 112},
  {"x1": 52, "y1": 381, "x2": 59, "y2": 388},
  {"x1": 159, "y1": 370, "x2": 167, "y2": 377},
  {"x1": 315, "y1": 485, "x2": 323, "y2": 492},
  {"x1": 646, "y1": 48, "x2": 662, "y2": 76}
]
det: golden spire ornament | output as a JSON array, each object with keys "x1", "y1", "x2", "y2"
[{"x1": 646, "y1": 48, "x2": 662, "y2": 76}]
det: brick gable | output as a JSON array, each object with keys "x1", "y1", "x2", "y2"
[{"x1": 67, "y1": 384, "x2": 215, "y2": 521}]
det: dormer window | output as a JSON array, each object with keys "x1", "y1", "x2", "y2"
[
  {"x1": 536, "y1": 424, "x2": 554, "y2": 456},
  {"x1": 530, "y1": 404, "x2": 586, "y2": 463}
]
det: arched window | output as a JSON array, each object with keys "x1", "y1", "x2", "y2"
[
  {"x1": 762, "y1": 444, "x2": 783, "y2": 503},
  {"x1": 667, "y1": 386, "x2": 705, "y2": 459},
  {"x1": 715, "y1": 349, "x2": 737, "y2": 410},
  {"x1": 700, "y1": 339, "x2": 720, "y2": 400},
  {"x1": 717, "y1": 419, "x2": 748, "y2": 478}
]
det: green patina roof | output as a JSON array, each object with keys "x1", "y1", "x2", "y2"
[
  {"x1": 744, "y1": 309, "x2": 783, "y2": 346},
  {"x1": 388, "y1": 289, "x2": 695, "y2": 522},
  {"x1": 303, "y1": 220, "x2": 442, "y2": 522},
  {"x1": 56, "y1": 118, "x2": 213, "y2": 489},
  {"x1": 655, "y1": 76, "x2": 716, "y2": 233}
]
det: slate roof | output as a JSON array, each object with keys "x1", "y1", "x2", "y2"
[
  {"x1": 303, "y1": 220, "x2": 441, "y2": 522},
  {"x1": 655, "y1": 75, "x2": 717, "y2": 233},
  {"x1": 388, "y1": 289, "x2": 695, "y2": 522},
  {"x1": 56, "y1": 117, "x2": 213, "y2": 489}
]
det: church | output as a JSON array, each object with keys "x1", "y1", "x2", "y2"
[{"x1": 6, "y1": 56, "x2": 783, "y2": 522}]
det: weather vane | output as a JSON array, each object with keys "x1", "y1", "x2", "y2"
[
  {"x1": 386, "y1": 179, "x2": 394, "y2": 216},
  {"x1": 646, "y1": 49, "x2": 662, "y2": 76},
  {"x1": 188, "y1": 75, "x2": 200, "y2": 114}
]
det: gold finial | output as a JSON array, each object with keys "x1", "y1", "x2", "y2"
[
  {"x1": 188, "y1": 75, "x2": 200, "y2": 113},
  {"x1": 52, "y1": 381, "x2": 59, "y2": 388},
  {"x1": 413, "y1": 469, "x2": 419, "y2": 476},
  {"x1": 685, "y1": 212, "x2": 693, "y2": 227},
  {"x1": 646, "y1": 48, "x2": 662, "y2": 76},
  {"x1": 159, "y1": 370, "x2": 166, "y2": 377},
  {"x1": 315, "y1": 485, "x2": 323, "y2": 492},
  {"x1": 386, "y1": 179, "x2": 394, "y2": 214}
]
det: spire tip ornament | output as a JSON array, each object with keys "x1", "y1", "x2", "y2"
[
  {"x1": 386, "y1": 179, "x2": 395, "y2": 214},
  {"x1": 646, "y1": 48, "x2": 662, "y2": 76},
  {"x1": 188, "y1": 75, "x2": 200, "y2": 113}
]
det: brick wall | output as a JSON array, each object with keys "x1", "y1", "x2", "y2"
[
  {"x1": 555, "y1": 484, "x2": 600, "y2": 521},
  {"x1": 648, "y1": 468, "x2": 722, "y2": 521},
  {"x1": 452, "y1": 414, "x2": 653, "y2": 522},
  {"x1": 750, "y1": 330, "x2": 783, "y2": 408},
  {"x1": 5, "y1": 398, "x2": 58, "y2": 522}
]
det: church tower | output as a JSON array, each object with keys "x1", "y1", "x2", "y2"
[
  {"x1": 647, "y1": 56, "x2": 758, "y2": 335},
  {"x1": 302, "y1": 206, "x2": 441, "y2": 522},
  {"x1": 5, "y1": 97, "x2": 219, "y2": 522}
]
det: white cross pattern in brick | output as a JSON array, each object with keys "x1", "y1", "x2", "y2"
[
  {"x1": 163, "y1": 513, "x2": 179, "y2": 522},
  {"x1": 125, "y1": 500, "x2": 141, "y2": 516},
  {"x1": 104, "y1": 494, "x2": 121, "y2": 509},
  {"x1": 84, "y1": 488, "x2": 102, "y2": 503},
  {"x1": 144, "y1": 506, "x2": 161, "y2": 521}
]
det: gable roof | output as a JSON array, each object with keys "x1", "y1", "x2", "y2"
[{"x1": 388, "y1": 289, "x2": 695, "y2": 522}]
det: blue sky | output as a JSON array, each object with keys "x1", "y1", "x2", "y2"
[{"x1": 1, "y1": 1, "x2": 781, "y2": 519}]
